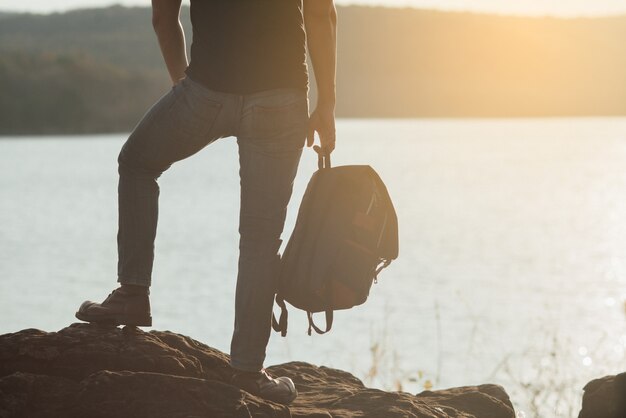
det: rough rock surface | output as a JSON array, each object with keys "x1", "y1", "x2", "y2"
[
  {"x1": 578, "y1": 372, "x2": 626, "y2": 418},
  {"x1": 0, "y1": 324, "x2": 516, "y2": 417}
]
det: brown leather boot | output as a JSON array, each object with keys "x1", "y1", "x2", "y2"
[
  {"x1": 231, "y1": 369, "x2": 297, "y2": 405},
  {"x1": 75, "y1": 286, "x2": 152, "y2": 327}
]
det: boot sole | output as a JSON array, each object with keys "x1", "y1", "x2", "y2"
[{"x1": 75, "y1": 311, "x2": 152, "y2": 327}]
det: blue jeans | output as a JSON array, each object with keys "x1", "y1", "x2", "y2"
[{"x1": 116, "y1": 76, "x2": 308, "y2": 371}]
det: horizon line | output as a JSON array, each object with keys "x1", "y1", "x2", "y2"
[{"x1": 1, "y1": 3, "x2": 626, "y2": 20}]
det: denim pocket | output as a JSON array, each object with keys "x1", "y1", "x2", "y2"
[
  {"x1": 250, "y1": 92, "x2": 308, "y2": 141},
  {"x1": 170, "y1": 80, "x2": 222, "y2": 139}
]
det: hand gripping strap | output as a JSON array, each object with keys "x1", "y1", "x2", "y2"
[
  {"x1": 314, "y1": 146, "x2": 331, "y2": 170},
  {"x1": 272, "y1": 296, "x2": 289, "y2": 337},
  {"x1": 307, "y1": 310, "x2": 334, "y2": 336}
]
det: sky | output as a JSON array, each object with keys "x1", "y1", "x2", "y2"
[{"x1": 1, "y1": 0, "x2": 626, "y2": 18}]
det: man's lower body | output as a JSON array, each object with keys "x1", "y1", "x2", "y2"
[{"x1": 76, "y1": 76, "x2": 308, "y2": 403}]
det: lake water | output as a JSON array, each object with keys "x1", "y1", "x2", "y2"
[{"x1": 2, "y1": 118, "x2": 626, "y2": 416}]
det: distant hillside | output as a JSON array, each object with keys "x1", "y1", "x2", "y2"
[
  {"x1": 337, "y1": 8, "x2": 626, "y2": 118},
  {"x1": 0, "y1": 6, "x2": 624, "y2": 134},
  {"x1": 0, "y1": 6, "x2": 174, "y2": 134}
]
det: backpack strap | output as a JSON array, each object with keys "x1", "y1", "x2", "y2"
[
  {"x1": 271, "y1": 295, "x2": 289, "y2": 337},
  {"x1": 314, "y1": 146, "x2": 331, "y2": 169},
  {"x1": 307, "y1": 310, "x2": 334, "y2": 336},
  {"x1": 373, "y1": 258, "x2": 392, "y2": 283}
]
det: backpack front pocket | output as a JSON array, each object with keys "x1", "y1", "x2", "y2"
[{"x1": 328, "y1": 239, "x2": 379, "y2": 310}]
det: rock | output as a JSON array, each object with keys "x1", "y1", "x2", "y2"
[
  {"x1": 415, "y1": 385, "x2": 516, "y2": 418},
  {"x1": 578, "y1": 372, "x2": 626, "y2": 418},
  {"x1": 0, "y1": 323, "x2": 516, "y2": 418}
]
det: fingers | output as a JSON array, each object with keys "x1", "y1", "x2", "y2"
[
  {"x1": 306, "y1": 125, "x2": 315, "y2": 147},
  {"x1": 306, "y1": 113, "x2": 316, "y2": 147},
  {"x1": 312, "y1": 133, "x2": 335, "y2": 155},
  {"x1": 307, "y1": 108, "x2": 336, "y2": 152},
  {"x1": 319, "y1": 129, "x2": 336, "y2": 154}
]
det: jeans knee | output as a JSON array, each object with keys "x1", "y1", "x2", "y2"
[
  {"x1": 239, "y1": 227, "x2": 282, "y2": 258},
  {"x1": 117, "y1": 142, "x2": 162, "y2": 179},
  {"x1": 118, "y1": 143, "x2": 139, "y2": 176}
]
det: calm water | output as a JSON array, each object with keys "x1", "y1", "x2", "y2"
[{"x1": 2, "y1": 118, "x2": 626, "y2": 415}]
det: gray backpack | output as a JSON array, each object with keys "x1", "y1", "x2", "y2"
[{"x1": 272, "y1": 152, "x2": 399, "y2": 336}]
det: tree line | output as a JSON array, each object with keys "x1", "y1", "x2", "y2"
[{"x1": 0, "y1": 6, "x2": 624, "y2": 135}]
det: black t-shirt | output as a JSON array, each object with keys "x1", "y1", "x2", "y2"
[{"x1": 185, "y1": 0, "x2": 309, "y2": 94}]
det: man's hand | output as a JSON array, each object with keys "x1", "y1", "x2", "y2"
[
  {"x1": 307, "y1": 103, "x2": 336, "y2": 154},
  {"x1": 304, "y1": 0, "x2": 337, "y2": 155}
]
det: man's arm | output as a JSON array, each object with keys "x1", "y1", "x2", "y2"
[
  {"x1": 303, "y1": 0, "x2": 337, "y2": 154},
  {"x1": 152, "y1": 0, "x2": 187, "y2": 85}
]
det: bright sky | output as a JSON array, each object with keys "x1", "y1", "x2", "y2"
[{"x1": 1, "y1": 0, "x2": 626, "y2": 17}]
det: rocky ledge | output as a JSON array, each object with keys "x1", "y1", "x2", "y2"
[
  {"x1": 0, "y1": 323, "x2": 516, "y2": 417},
  {"x1": 578, "y1": 372, "x2": 626, "y2": 418}
]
